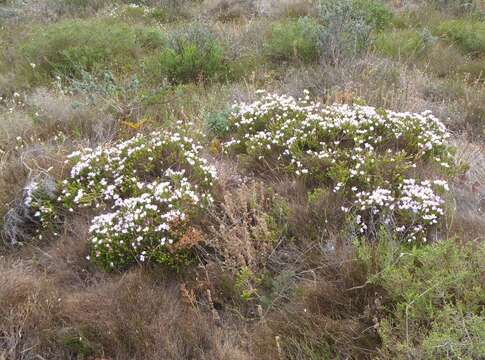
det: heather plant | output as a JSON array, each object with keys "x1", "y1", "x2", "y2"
[
  {"x1": 60, "y1": 131, "x2": 217, "y2": 269},
  {"x1": 222, "y1": 90, "x2": 454, "y2": 243}
]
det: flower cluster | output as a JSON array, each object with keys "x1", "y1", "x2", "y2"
[
  {"x1": 63, "y1": 131, "x2": 217, "y2": 268},
  {"x1": 223, "y1": 91, "x2": 454, "y2": 242},
  {"x1": 354, "y1": 179, "x2": 447, "y2": 242},
  {"x1": 106, "y1": 3, "x2": 156, "y2": 19}
]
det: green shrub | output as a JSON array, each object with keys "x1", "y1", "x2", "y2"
[
  {"x1": 265, "y1": 17, "x2": 322, "y2": 64},
  {"x1": 374, "y1": 29, "x2": 432, "y2": 59},
  {"x1": 157, "y1": 24, "x2": 228, "y2": 84},
  {"x1": 351, "y1": 0, "x2": 394, "y2": 32},
  {"x1": 436, "y1": 20, "x2": 485, "y2": 55},
  {"x1": 358, "y1": 238, "x2": 485, "y2": 358},
  {"x1": 204, "y1": 108, "x2": 231, "y2": 138},
  {"x1": 19, "y1": 19, "x2": 165, "y2": 85}
]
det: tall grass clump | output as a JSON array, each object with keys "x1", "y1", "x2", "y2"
[
  {"x1": 222, "y1": 91, "x2": 455, "y2": 243},
  {"x1": 373, "y1": 29, "x2": 435, "y2": 60},
  {"x1": 19, "y1": 18, "x2": 165, "y2": 85}
]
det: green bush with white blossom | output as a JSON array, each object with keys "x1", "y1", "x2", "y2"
[
  {"x1": 25, "y1": 131, "x2": 217, "y2": 269},
  {"x1": 223, "y1": 91, "x2": 455, "y2": 243}
]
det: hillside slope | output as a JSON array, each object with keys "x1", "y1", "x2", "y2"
[{"x1": 0, "y1": 0, "x2": 484, "y2": 359}]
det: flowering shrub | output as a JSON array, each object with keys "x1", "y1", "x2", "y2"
[
  {"x1": 354, "y1": 179, "x2": 448, "y2": 242},
  {"x1": 60, "y1": 131, "x2": 216, "y2": 269},
  {"x1": 223, "y1": 91, "x2": 454, "y2": 242}
]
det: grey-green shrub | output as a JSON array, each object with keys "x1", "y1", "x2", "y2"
[
  {"x1": 318, "y1": 0, "x2": 370, "y2": 63},
  {"x1": 316, "y1": 0, "x2": 393, "y2": 64}
]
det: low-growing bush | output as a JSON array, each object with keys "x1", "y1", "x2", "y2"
[
  {"x1": 65, "y1": 131, "x2": 217, "y2": 269},
  {"x1": 436, "y1": 19, "x2": 485, "y2": 56},
  {"x1": 19, "y1": 19, "x2": 165, "y2": 85},
  {"x1": 373, "y1": 29, "x2": 434, "y2": 60},
  {"x1": 157, "y1": 24, "x2": 228, "y2": 84},
  {"x1": 265, "y1": 17, "x2": 322, "y2": 64},
  {"x1": 204, "y1": 108, "x2": 231, "y2": 138},
  {"x1": 358, "y1": 237, "x2": 485, "y2": 358},
  {"x1": 222, "y1": 91, "x2": 455, "y2": 243}
]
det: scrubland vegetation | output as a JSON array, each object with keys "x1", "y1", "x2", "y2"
[{"x1": 0, "y1": 0, "x2": 484, "y2": 359}]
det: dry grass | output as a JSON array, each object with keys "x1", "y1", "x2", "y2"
[
  {"x1": 252, "y1": 245, "x2": 382, "y2": 360},
  {"x1": 450, "y1": 138, "x2": 485, "y2": 241},
  {"x1": 203, "y1": 0, "x2": 314, "y2": 20},
  {"x1": 0, "y1": 143, "x2": 66, "y2": 243},
  {"x1": 0, "y1": 230, "x2": 249, "y2": 359},
  {"x1": 26, "y1": 88, "x2": 118, "y2": 144}
]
